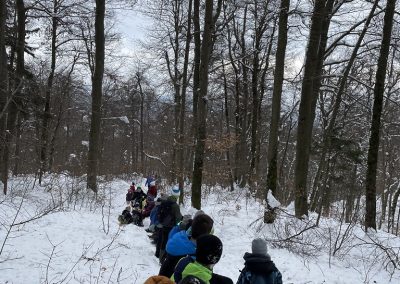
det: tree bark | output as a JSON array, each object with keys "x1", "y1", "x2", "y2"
[
  {"x1": 87, "y1": 0, "x2": 105, "y2": 193},
  {"x1": 222, "y1": 58, "x2": 235, "y2": 192},
  {"x1": 365, "y1": 0, "x2": 396, "y2": 231},
  {"x1": 0, "y1": 0, "x2": 8, "y2": 194},
  {"x1": 311, "y1": 0, "x2": 378, "y2": 214},
  {"x1": 39, "y1": 0, "x2": 58, "y2": 184},
  {"x1": 266, "y1": 0, "x2": 290, "y2": 197},
  {"x1": 294, "y1": 0, "x2": 328, "y2": 218},
  {"x1": 2, "y1": 0, "x2": 25, "y2": 194},
  {"x1": 191, "y1": 0, "x2": 214, "y2": 209},
  {"x1": 178, "y1": 0, "x2": 193, "y2": 203}
]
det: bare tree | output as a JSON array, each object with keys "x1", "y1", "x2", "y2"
[
  {"x1": 365, "y1": 0, "x2": 397, "y2": 231},
  {"x1": 264, "y1": 0, "x2": 290, "y2": 222},
  {"x1": 294, "y1": 0, "x2": 334, "y2": 218},
  {"x1": 0, "y1": 0, "x2": 8, "y2": 194},
  {"x1": 191, "y1": 0, "x2": 222, "y2": 209},
  {"x1": 87, "y1": 0, "x2": 105, "y2": 192}
]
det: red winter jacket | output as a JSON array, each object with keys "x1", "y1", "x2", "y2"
[{"x1": 148, "y1": 185, "x2": 157, "y2": 197}]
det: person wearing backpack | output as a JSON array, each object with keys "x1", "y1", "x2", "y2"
[
  {"x1": 159, "y1": 213, "x2": 214, "y2": 277},
  {"x1": 236, "y1": 238, "x2": 282, "y2": 284},
  {"x1": 155, "y1": 186, "x2": 182, "y2": 260},
  {"x1": 172, "y1": 234, "x2": 231, "y2": 284}
]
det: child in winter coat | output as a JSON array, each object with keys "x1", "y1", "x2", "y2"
[
  {"x1": 172, "y1": 234, "x2": 231, "y2": 284},
  {"x1": 127, "y1": 186, "x2": 147, "y2": 209},
  {"x1": 142, "y1": 196, "x2": 156, "y2": 218},
  {"x1": 148, "y1": 180, "x2": 158, "y2": 198},
  {"x1": 155, "y1": 187, "x2": 182, "y2": 260},
  {"x1": 236, "y1": 238, "x2": 282, "y2": 284},
  {"x1": 159, "y1": 213, "x2": 213, "y2": 277},
  {"x1": 125, "y1": 182, "x2": 136, "y2": 205}
]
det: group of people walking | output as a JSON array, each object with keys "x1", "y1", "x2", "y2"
[{"x1": 120, "y1": 176, "x2": 282, "y2": 284}]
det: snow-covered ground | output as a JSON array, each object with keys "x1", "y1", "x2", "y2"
[{"x1": 0, "y1": 175, "x2": 399, "y2": 283}]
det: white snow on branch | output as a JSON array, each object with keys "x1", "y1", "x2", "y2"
[{"x1": 144, "y1": 152, "x2": 166, "y2": 167}]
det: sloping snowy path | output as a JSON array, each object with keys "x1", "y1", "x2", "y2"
[{"x1": 1, "y1": 176, "x2": 400, "y2": 283}]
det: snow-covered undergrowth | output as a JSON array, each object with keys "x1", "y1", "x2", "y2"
[{"x1": 0, "y1": 175, "x2": 399, "y2": 283}]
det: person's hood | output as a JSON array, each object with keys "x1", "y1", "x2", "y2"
[
  {"x1": 243, "y1": 252, "x2": 278, "y2": 275},
  {"x1": 182, "y1": 262, "x2": 212, "y2": 283},
  {"x1": 167, "y1": 195, "x2": 178, "y2": 202},
  {"x1": 166, "y1": 231, "x2": 196, "y2": 256}
]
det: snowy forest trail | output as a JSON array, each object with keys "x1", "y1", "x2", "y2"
[{"x1": 1, "y1": 176, "x2": 400, "y2": 283}]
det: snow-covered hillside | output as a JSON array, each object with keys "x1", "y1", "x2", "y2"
[{"x1": 0, "y1": 175, "x2": 399, "y2": 283}]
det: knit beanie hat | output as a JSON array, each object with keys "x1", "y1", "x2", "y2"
[
  {"x1": 171, "y1": 186, "x2": 180, "y2": 197},
  {"x1": 252, "y1": 238, "x2": 268, "y2": 255},
  {"x1": 196, "y1": 234, "x2": 223, "y2": 265},
  {"x1": 194, "y1": 210, "x2": 205, "y2": 218}
]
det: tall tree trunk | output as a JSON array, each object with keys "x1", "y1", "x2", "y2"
[
  {"x1": 249, "y1": 1, "x2": 267, "y2": 183},
  {"x1": 222, "y1": 58, "x2": 235, "y2": 192},
  {"x1": 12, "y1": 113, "x2": 22, "y2": 175},
  {"x1": 189, "y1": 0, "x2": 201, "y2": 175},
  {"x1": 266, "y1": 0, "x2": 290, "y2": 197},
  {"x1": 2, "y1": 0, "x2": 25, "y2": 194},
  {"x1": 294, "y1": 0, "x2": 328, "y2": 218},
  {"x1": 0, "y1": 0, "x2": 8, "y2": 194},
  {"x1": 87, "y1": 0, "x2": 105, "y2": 193},
  {"x1": 137, "y1": 74, "x2": 145, "y2": 174},
  {"x1": 178, "y1": 0, "x2": 193, "y2": 203},
  {"x1": 311, "y1": 0, "x2": 378, "y2": 214},
  {"x1": 191, "y1": 0, "x2": 214, "y2": 209},
  {"x1": 365, "y1": 0, "x2": 396, "y2": 231},
  {"x1": 39, "y1": 0, "x2": 58, "y2": 184},
  {"x1": 238, "y1": 5, "x2": 249, "y2": 187}
]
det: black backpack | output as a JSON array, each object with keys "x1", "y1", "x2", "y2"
[
  {"x1": 158, "y1": 200, "x2": 174, "y2": 227},
  {"x1": 118, "y1": 209, "x2": 134, "y2": 224}
]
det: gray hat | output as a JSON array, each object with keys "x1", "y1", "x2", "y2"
[
  {"x1": 194, "y1": 210, "x2": 205, "y2": 218},
  {"x1": 252, "y1": 238, "x2": 267, "y2": 255}
]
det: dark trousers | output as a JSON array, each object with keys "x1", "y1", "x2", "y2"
[{"x1": 155, "y1": 226, "x2": 172, "y2": 260}]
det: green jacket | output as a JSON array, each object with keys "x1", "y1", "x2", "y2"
[{"x1": 173, "y1": 261, "x2": 212, "y2": 284}]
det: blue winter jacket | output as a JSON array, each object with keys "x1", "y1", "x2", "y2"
[
  {"x1": 145, "y1": 176, "x2": 154, "y2": 187},
  {"x1": 166, "y1": 230, "x2": 196, "y2": 256},
  {"x1": 168, "y1": 225, "x2": 180, "y2": 240},
  {"x1": 150, "y1": 205, "x2": 160, "y2": 225}
]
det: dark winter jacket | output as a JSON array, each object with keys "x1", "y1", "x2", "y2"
[
  {"x1": 158, "y1": 196, "x2": 182, "y2": 228},
  {"x1": 159, "y1": 231, "x2": 196, "y2": 277},
  {"x1": 236, "y1": 253, "x2": 282, "y2": 284}
]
